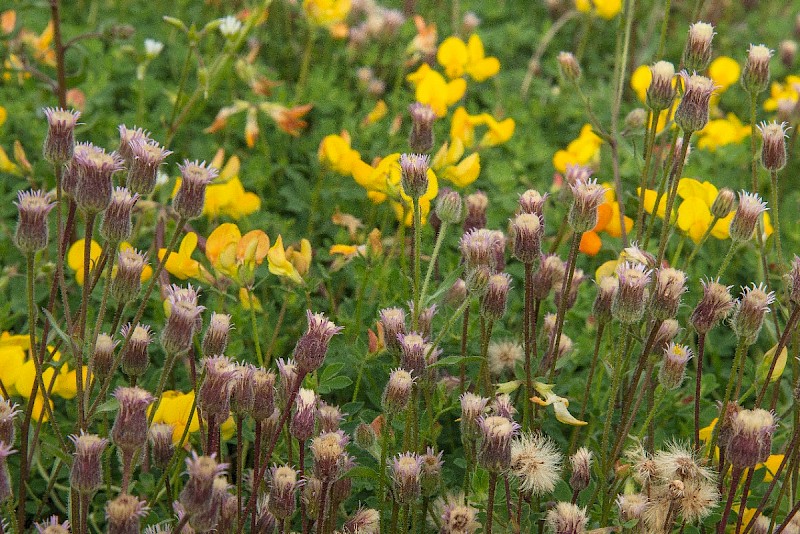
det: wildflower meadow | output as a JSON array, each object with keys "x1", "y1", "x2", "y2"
[{"x1": 2, "y1": 0, "x2": 800, "y2": 532}]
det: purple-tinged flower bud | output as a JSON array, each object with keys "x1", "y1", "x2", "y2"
[
  {"x1": 481, "y1": 272, "x2": 512, "y2": 321},
  {"x1": 730, "y1": 191, "x2": 768, "y2": 242},
  {"x1": 230, "y1": 363, "x2": 256, "y2": 417},
  {"x1": 0, "y1": 443, "x2": 14, "y2": 503},
  {"x1": 202, "y1": 312, "x2": 232, "y2": 357},
  {"x1": 532, "y1": 254, "x2": 565, "y2": 300},
  {"x1": 355, "y1": 422, "x2": 377, "y2": 449},
  {"x1": 675, "y1": 72, "x2": 717, "y2": 133},
  {"x1": 592, "y1": 276, "x2": 618, "y2": 323},
  {"x1": 294, "y1": 310, "x2": 342, "y2": 373},
  {"x1": 119, "y1": 323, "x2": 151, "y2": 379},
  {"x1": 277, "y1": 358, "x2": 301, "y2": 407},
  {"x1": 398, "y1": 332, "x2": 427, "y2": 378},
  {"x1": 682, "y1": 22, "x2": 715, "y2": 72},
  {"x1": 416, "y1": 303, "x2": 437, "y2": 341},
  {"x1": 179, "y1": 453, "x2": 228, "y2": 516},
  {"x1": 419, "y1": 447, "x2": 444, "y2": 497},
  {"x1": 555, "y1": 268, "x2": 585, "y2": 311},
  {"x1": 742, "y1": 44, "x2": 773, "y2": 95},
  {"x1": 569, "y1": 447, "x2": 592, "y2": 493},
  {"x1": 311, "y1": 430, "x2": 349, "y2": 480},
  {"x1": 478, "y1": 415, "x2": 519, "y2": 472},
  {"x1": 262, "y1": 408, "x2": 282, "y2": 444},
  {"x1": 173, "y1": 160, "x2": 218, "y2": 220},
  {"x1": 189, "y1": 476, "x2": 227, "y2": 532},
  {"x1": 460, "y1": 228, "x2": 501, "y2": 274},
  {"x1": 780, "y1": 39, "x2": 798, "y2": 68},
  {"x1": 757, "y1": 121, "x2": 789, "y2": 171},
  {"x1": 568, "y1": 179, "x2": 607, "y2": 232},
  {"x1": 463, "y1": 191, "x2": 488, "y2": 231},
  {"x1": 612, "y1": 262, "x2": 651, "y2": 324},
  {"x1": 198, "y1": 356, "x2": 237, "y2": 422},
  {"x1": 508, "y1": 432, "x2": 562, "y2": 496},
  {"x1": 725, "y1": 408, "x2": 776, "y2": 468},
  {"x1": 391, "y1": 452, "x2": 422, "y2": 504},
  {"x1": 383, "y1": 368, "x2": 415, "y2": 414},
  {"x1": 436, "y1": 188, "x2": 463, "y2": 224},
  {"x1": 518, "y1": 189, "x2": 547, "y2": 218},
  {"x1": 330, "y1": 454, "x2": 355, "y2": 504},
  {"x1": 445, "y1": 278, "x2": 468, "y2": 307},
  {"x1": 546, "y1": 502, "x2": 589, "y2": 534},
  {"x1": 409, "y1": 102, "x2": 436, "y2": 154},
  {"x1": 490, "y1": 230, "x2": 507, "y2": 272},
  {"x1": 255, "y1": 496, "x2": 278, "y2": 532},
  {"x1": 268, "y1": 465, "x2": 299, "y2": 520},
  {"x1": 557, "y1": 51, "x2": 581, "y2": 82},
  {"x1": 0, "y1": 399, "x2": 19, "y2": 445},
  {"x1": 14, "y1": 190, "x2": 55, "y2": 253},
  {"x1": 653, "y1": 268, "x2": 687, "y2": 320},
  {"x1": 106, "y1": 494, "x2": 148, "y2": 534},
  {"x1": 73, "y1": 145, "x2": 125, "y2": 215},
  {"x1": 251, "y1": 368, "x2": 276, "y2": 421},
  {"x1": 162, "y1": 284, "x2": 204, "y2": 355},
  {"x1": 112, "y1": 248, "x2": 148, "y2": 303},
  {"x1": 460, "y1": 392, "x2": 489, "y2": 441},
  {"x1": 291, "y1": 388, "x2": 317, "y2": 442},
  {"x1": 100, "y1": 187, "x2": 138, "y2": 243},
  {"x1": 491, "y1": 394, "x2": 517, "y2": 419},
  {"x1": 302, "y1": 476, "x2": 323, "y2": 520},
  {"x1": 400, "y1": 153, "x2": 431, "y2": 199},
  {"x1": 658, "y1": 343, "x2": 692, "y2": 390},
  {"x1": 43, "y1": 108, "x2": 80, "y2": 165},
  {"x1": 788, "y1": 256, "x2": 800, "y2": 307},
  {"x1": 652, "y1": 319, "x2": 680, "y2": 355},
  {"x1": 647, "y1": 61, "x2": 677, "y2": 111},
  {"x1": 379, "y1": 307, "x2": 407, "y2": 354},
  {"x1": 217, "y1": 492, "x2": 238, "y2": 534},
  {"x1": 511, "y1": 213, "x2": 542, "y2": 264},
  {"x1": 69, "y1": 432, "x2": 109, "y2": 494},
  {"x1": 564, "y1": 165, "x2": 593, "y2": 189},
  {"x1": 711, "y1": 188, "x2": 736, "y2": 219},
  {"x1": 62, "y1": 143, "x2": 92, "y2": 198},
  {"x1": 343, "y1": 507, "x2": 380, "y2": 534},
  {"x1": 690, "y1": 279, "x2": 734, "y2": 334},
  {"x1": 317, "y1": 401, "x2": 343, "y2": 433},
  {"x1": 126, "y1": 139, "x2": 171, "y2": 195},
  {"x1": 149, "y1": 423, "x2": 174, "y2": 469},
  {"x1": 117, "y1": 126, "x2": 150, "y2": 165},
  {"x1": 34, "y1": 516, "x2": 70, "y2": 534},
  {"x1": 731, "y1": 283, "x2": 775, "y2": 344},
  {"x1": 112, "y1": 387, "x2": 155, "y2": 454}
]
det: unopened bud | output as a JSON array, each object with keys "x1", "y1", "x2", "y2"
[
  {"x1": 391, "y1": 452, "x2": 422, "y2": 504},
  {"x1": 294, "y1": 310, "x2": 342, "y2": 373},
  {"x1": 478, "y1": 416, "x2": 518, "y2": 472},
  {"x1": 112, "y1": 248, "x2": 147, "y2": 302},
  {"x1": 112, "y1": 387, "x2": 155, "y2": 454},
  {"x1": 230, "y1": 364, "x2": 256, "y2": 417},
  {"x1": 625, "y1": 108, "x2": 648, "y2": 131},
  {"x1": 100, "y1": 187, "x2": 138, "y2": 243},
  {"x1": 250, "y1": 368, "x2": 276, "y2": 421},
  {"x1": 569, "y1": 447, "x2": 592, "y2": 493},
  {"x1": 511, "y1": 213, "x2": 542, "y2": 264},
  {"x1": 355, "y1": 422, "x2": 377, "y2": 449},
  {"x1": 105, "y1": 494, "x2": 148, "y2": 534},
  {"x1": 198, "y1": 356, "x2": 237, "y2": 421},
  {"x1": 173, "y1": 160, "x2": 218, "y2": 220},
  {"x1": 69, "y1": 433, "x2": 109, "y2": 494},
  {"x1": 780, "y1": 40, "x2": 798, "y2": 68},
  {"x1": 729, "y1": 191, "x2": 768, "y2": 242},
  {"x1": 435, "y1": 188, "x2": 463, "y2": 224},
  {"x1": 0, "y1": 400, "x2": 19, "y2": 445},
  {"x1": 592, "y1": 276, "x2": 618, "y2": 323},
  {"x1": 612, "y1": 262, "x2": 651, "y2": 324},
  {"x1": 658, "y1": 343, "x2": 692, "y2": 390},
  {"x1": 675, "y1": 73, "x2": 716, "y2": 133},
  {"x1": 710, "y1": 188, "x2": 736, "y2": 219},
  {"x1": 682, "y1": 22, "x2": 715, "y2": 72},
  {"x1": 149, "y1": 423, "x2": 174, "y2": 469},
  {"x1": 14, "y1": 190, "x2": 55, "y2": 254},
  {"x1": 419, "y1": 448, "x2": 444, "y2": 497},
  {"x1": 408, "y1": 102, "x2": 436, "y2": 153},
  {"x1": 518, "y1": 189, "x2": 547, "y2": 218},
  {"x1": 725, "y1": 408, "x2": 776, "y2": 468},
  {"x1": 557, "y1": 51, "x2": 581, "y2": 82},
  {"x1": 269, "y1": 465, "x2": 299, "y2": 520},
  {"x1": 119, "y1": 323, "x2": 151, "y2": 378},
  {"x1": 400, "y1": 153, "x2": 431, "y2": 199},
  {"x1": 463, "y1": 191, "x2": 488, "y2": 231},
  {"x1": 731, "y1": 283, "x2": 775, "y2": 344},
  {"x1": 653, "y1": 268, "x2": 687, "y2": 320},
  {"x1": 741, "y1": 44, "x2": 773, "y2": 95},
  {"x1": 126, "y1": 139, "x2": 172, "y2": 196},
  {"x1": 383, "y1": 369, "x2": 414, "y2": 414},
  {"x1": 568, "y1": 179, "x2": 607, "y2": 232},
  {"x1": 460, "y1": 392, "x2": 488, "y2": 441},
  {"x1": 532, "y1": 254, "x2": 565, "y2": 300},
  {"x1": 690, "y1": 279, "x2": 734, "y2": 334},
  {"x1": 481, "y1": 272, "x2": 512, "y2": 321},
  {"x1": 117, "y1": 126, "x2": 150, "y2": 164},
  {"x1": 73, "y1": 145, "x2": 125, "y2": 215},
  {"x1": 290, "y1": 388, "x2": 317, "y2": 442},
  {"x1": 202, "y1": 312, "x2": 232, "y2": 357},
  {"x1": 161, "y1": 284, "x2": 204, "y2": 355},
  {"x1": 757, "y1": 121, "x2": 789, "y2": 171},
  {"x1": 545, "y1": 502, "x2": 589, "y2": 534},
  {"x1": 43, "y1": 108, "x2": 80, "y2": 165},
  {"x1": 647, "y1": 61, "x2": 676, "y2": 111}
]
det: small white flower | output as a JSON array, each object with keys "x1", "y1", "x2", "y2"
[
  {"x1": 144, "y1": 39, "x2": 164, "y2": 59},
  {"x1": 219, "y1": 16, "x2": 242, "y2": 37}
]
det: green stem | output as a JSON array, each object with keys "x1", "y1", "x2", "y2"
[
  {"x1": 295, "y1": 29, "x2": 315, "y2": 104},
  {"x1": 247, "y1": 287, "x2": 264, "y2": 366},
  {"x1": 708, "y1": 338, "x2": 748, "y2": 458},
  {"x1": 486, "y1": 472, "x2": 498, "y2": 534},
  {"x1": 655, "y1": 131, "x2": 692, "y2": 269},
  {"x1": 379, "y1": 415, "x2": 392, "y2": 533},
  {"x1": 76, "y1": 212, "x2": 97, "y2": 430},
  {"x1": 412, "y1": 198, "x2": 422, "y2": 331},
  {"x1": 546, "y1": 231, "x2": 582, "y2": 379},
  {"x1": 683, "y1": 215, "x2": 720, "y2": 268},
  {"x1": 716, "y1": 242, "x2": 739, "y2": 279},
  {"x1": 769, "y1": 169, "x2": 784, "y2": 265},
  {"x1": 420, "y1": 221, "x2": 448, "y2": 307},
  {"x1": 635, "y1": 111, "x2": 659, "y2": 241}
]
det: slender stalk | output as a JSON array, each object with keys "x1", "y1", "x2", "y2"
[
  {"x1": 299, "y1": 443, "x2": 308, "y2": 534},
  {"x1": 682, "y1": 215, "x2": 720, "y2": 268},
  {"x1": 570, "y1": 320, "x2": 606, "y2": 453},
  {"x1": 412, "y1": 198, "x2": 422, "y2": 331},
  {"x1": 694, "y1": 333, "x2": 706, "y2": 453},
  {"x1": 635, "y1": 112, "x2": 660, "y2": 240},
  {"x1": 546, "y1": 231, "x2": 582, "y2": 378},
  {"x1": 709, "y1": 338, "x2": 748, "y2": 458},
  {"x1": 460, "y1": 307, "x2": 470, "y2": 393},
  {"x1": 252, "y1": 420, "x2": 262, "y2": 534},
  {"x1": 655, "y1": 131, "x2": 692, "y2": 269},
  {"x1": 775, "y1": 498, "x2": 800, "y2": 534},
  {"x1": 523, "y1": 263, "x2": 534, "y2": 430},
  {"x1": 769, "y1": 169, "x2": 784, "y2": 265},
  {"x1": 236, "y1": 416, "x2": 244, "y2": 532},
  {"x1": 265, "y1": 298, "x2": 288, "y2": 366},
  {"x1": 734, "y1": 469, "x2": 755, "y2": 534},
  {"x1": 486, "y1": 472, "x2": 498, "y2": 534},
  {"x1": 755, "y1": 305, "x2": 800, "y2": 406},
  {"x1": 420, "y1": 220, "x2": 448, "y2": 306},
  {"x1": 378, "y1": 415, "x2": 392, "y2": 533},
  {"x1": 295, "y1": 29, "x2": 316, "y2": 104},
  {"x1": 316, "y1": 479, "x2": 330, "y2": 534},
  {"x1": 247, "y1": 288, "x2": 264, "y2": 366},
  {"x1": 389, "y1": 500, "x2": 400, "y2": 534},
  {"x1": 716, "y1": 242, "x2": 739, "y2": 279},
  {"x1": 76, "y1": 212, "x2": 98, "y2": 430},
  {"x1": 717, "y1": 467, "x2": 743, "y2": 534}
]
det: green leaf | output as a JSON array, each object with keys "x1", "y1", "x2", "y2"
[
  {"x1": 318, "y1": 375, "x2": 352, "y2": 394},
  {"x1": 345, "y1": 466, "x2": 381, "y2": 482},
  {"x1": 321, "y1": 362, "x2": 345, "y2": 380},
  {"x1": 40, "y1": 441, "x2": 72, "y2": 466}
]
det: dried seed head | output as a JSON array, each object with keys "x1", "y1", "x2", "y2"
[
  {"x1": 557, "y1": 51, "x2": 581, "y2": 82},
  {"x1": 592, "y1": 276, "x2": 618, "y2": 323},
  {"x1": 436, "y1": 188, "x2": 463, "y2": 224},
  {"x1": 14, "y1": 190, "x2": 55, "y2": 253},
  {"x1": 111, "y1": 387, "x2": 155, "y2": 454},
  {"x1": 268, "y1": 465, "x2": 299, "y2": 520},
  {"x1": 511, "y1": 213, "x2": 542, "y2": 264},
  {"x1": 440, "y1": 495, "x2": 479, "y2": 534},
  {"x1": 419, "y1": 447, "x2": 444, "y2": 497},
  {"x1": 311, "y1": 430, "x2": 349, "y2": 480},
  {"x1": 653, "y1": 268, "x2": 688, "y2": 320},
  {"x1": 545, "y1": 502, "x2": 588, "y2": 534},
  {"x1": 126, "y1": 139, "x2": 171, "y2": 196},
  {"x1": 690, "y1": 279, "x2": 734, "y2": 334},
  {"x1": 161, "y1": 284, "x2": 205, "y2": 355},
  {"x1": 568, "y1": 179, "x2": 607, "y2": 232},
  {"x1": 758, "y1": 121, "x2": 789, "y2": 171},
  {"x1": 463, "y1": 191, "x2": 488, "y2": 231},
  {"x1": 397, "y1": 332, "x2": 428, "y2": 378},
  {"x1": 294, "y1": 310, "x2": 342, "y2": 373},
  {"x1": 117, "y1": 126, "x2": 150, "y2": 164},
  {"x1": 343, "y1": 507, "x2": 380, "y2": 534},
  {"x1": 725, "y1": 408, "x2": 776, "y2": 468},
  {"x1": 149, "y1": 423, "x2": 174, "y2": 469},
  {"x1": 69, "y1": 432, "x2": 109, "y2": 494},
  {"x1": 400, "y1": 153, "x2": 431, "y2": 199},
  {"x1": 616, "y1": 493, "x2": 650, "y2": 522},
  {"x1": 730, "y1": 191, "x2": 768, "y2": 242},
  {"x1": 43, "y1": 107, "x2": 80, "y2": 164},
  {"x1": 478, "y1": 415, "x2": 519, "y2": 472},
  {"x1": 647, "y1": 61, "x2": 677, "y2": 111},
  {"x1": 100, "y1": 187, "x2": 139, "y2": 243},
  {"x1": 653, "y1": 441, "x2": 715, "y2": 483},
  {"x1": 710, "y1": 187, "x2": 736, "y2": 219},
  {"x1": 73, "y1": 145, "x2": 125, "y2": 215},
  {"x1": 179, "y1": 453, "x2": 227, "y2": 516},
  {"x1": 112, "y1": 248, "x2": 148, "y2": 303},
  {"x1": 202, "y1": 312, "x2": 232, "y2": 357},
  {"x1": 731, "y1": 283, "x2": 775, "y2": 344},
  {"x1": 752, "y1": 516, "x2": 773, "y2": 534},
  {"x1": 119, "y1": 323, "x2": 151, "y2": 378},
  {"x1": 481, "y1": 272, "x2": 512, "y2": 321},
  {"x1": 409, "y1": 102, "x2": 436, "y2": 153},
  {"x1": 105, "y1": 494, "x2": 148, "y2": 534},
  {"x1": 675, "y1": 72, "x2": 717, "y2": 133},
  {"x1": 509, "y1": 432, "x2": 563, "y2": 496},
  {"x1": 290, "y1": 388, "x2": 317, "y2": 442},
  {"x1": 391, "y1": 452, "x2": 422, "y2": 504},
  {"x1": 460, "y1": 392, "x2": 489, "y2": 441},
  {"x1": 173, "y1": 160, "x2": 218, "y2": 220},
  {"x1": 0, "y1": 400, "x2": 19, "y2": 445},
  {"x1": 488, "y1": 340, "x2": 523, "y2": 376},
  {"x1": 250, "y1": 368, "x2": 276, "y2": 421},
  {"x1": 658, "y1": 343, "x2": 693, "y2": 390},
  {"x1": 518, "y1": 189, "x2": 547, "y2": 218},
  {"x1": 230, "y1": 363, "x2": 256, "y2": 417},
  {"x1": 198, "y1": 355, "x2": 237, "y2": 421},
  {"x1": 682, "y1": 22, "x2": 715, "y2": 72},
  {"x1": 533, "y1": 254, "x2": 566, "y2": 300},
  {"x1": 612, "y1": 262, "x2": 652, "y2": 324},
  {"x1": 34, "y1": 516, "x2": 71, "y2": 534},
  {"x1": 383, "y1": 368, "x2": 415, "y2": 414},
  {"x1": 317, "y1": 401, "x2": 344, "y2": 434},
  {"x1": 742, "y1": 44, "x2": 773, "y2": 94}
]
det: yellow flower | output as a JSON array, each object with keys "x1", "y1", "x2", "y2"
[
  {"x1": 159, "y1": 232, "x2": 202, "y2": 280},
  {"x1": 0, "y1": 332, "x2": 28, "y2": 396},
  {"x1": 436, "y1": 34, "x2": 500, "y2": 82},
  {"x1": 206, "y1": 223, "x2": 270, "y2": 283},
  {"x1": 579, "y1": 184, "x2": 633, "y2": 256},
  {"x1": 575, "y1": 0, "x2": 622, "y2": 19},
  {"x1": 758, "y1": 454, "x2": 784, "y2": 482},
  {"x1": 437, "y1": 36, "x2": 469, "y2": 79},
  {"x1": 708, "y1": 56, "x2": 740, "y2": 93},
  {"x1": 442, "y1": 152, "x2": 481, "y2": 188},
  {"x1": 637, "y1": 188, "x2": 669, "y2": 219},
  {"x1": 151, "y1": 390, "x2": 199, "y2": 445},
  {"x1": 552, "y1": 124, "x2": 603, "y2": 173},
  {"x1": 631, "y1": 65, "x2": 652, "y2": 103},
  {"x1": 764, "y1": 75, "x2": 800, "y2": 112},
  {"x1": 363, "y1": 100, "x2": 388, "y2": 125},
  {"x1": 239, "y1": 288, "x2": 263, "y2": 312},
  {"x1": 319, "y1": 132, "x2": 361, "y2": 175},
  {"x1": 67, "y1": 238, "x2": 103, "y2": 286},
  {"x1": 268, "y1": 235, "x2": 304, "y2": 284},
  {"x1": 406, "y1": 63, "x2": 466, "y2": 117},
  {"x1": 449, "y1": 107, "x2": 515, "y2": 149},
  {"x1": 531, "y1": 382, "x2": 587, "y2": 426},
  {"x1": 695, "y1": 113, "x2": 751, "y2": 151},
  {"x1": 286, "y1": 239, "x2": 313, "y2": 278},
  {"x1": 676, "y1": 178, "x2": 734, "y2": 242},
  {"x1": 0, "y1": 145, "x2": 20, "y2": 175},
  {"x1": 303, "y1": 0, "x2": 351, "y2": 28},
  {"x1": 479, "y1": 115, "x2": 515, "y2": 148},
  {"x1": 174, "y1": 152, "x2": 261, "y2": 219},
  {"x1": 0, "y1": 106, "x2": 6, "y2": 127},
  {"x1": 14, "y1": 347, "x2": 85, "y2": 401}
]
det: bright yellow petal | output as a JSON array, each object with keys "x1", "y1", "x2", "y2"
[
  {"x1": 436, "y1": 36, "x2": 468, "y2": 79},
  {"x1": 676, "y1": 196, "x2": 711, "y2": 233},
  {"x1": 206, "y1": 223, "x2": 242, "y2": 266}
]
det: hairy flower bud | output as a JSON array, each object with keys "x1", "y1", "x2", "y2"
[
  {"x1": 311, "y1": 430, "x2": 349, "y2": 480},
  {"x1": 518, "y1": 189, "x2": 547, "y2": 218},
  {"x1": 101, "y1": 187, "x2": 138, "y2": 243},
  {"x1": 408, "y1": 102, "x2": 436, "y2": 153},
  {"x1": 318, "y1": 401, "x2": 343, "y2": 433},
  {"x1": 106, "y1": 494, "x2": 148, "y2": 534},
  {"x1": 73, "y1": 145, "x2": 125, "y2": 215},
  {"x1": 729, "y1": 191, "x2": 768, "y2": 242},
  {"x1": 302, "y1": 477, "x2": 323, "y2": 520},
  {"x1": 198, "y1": 356, "x2": 237, "y2": 422},
  {"x1": 742, "y1": 44, "x2": 773, "y2": 95},
  {"x1": 383, "y1": 368, "x2": 414, "y2": 414},
  {"x1": 112, "y1": 387, "x2": 155, "y2": 454},
  {"x1": 391, "y1": 452, "x2": 422, "y2": 504},
  {"x1": 400, "y1": 153, "x2": 431, "y2": 199},
  {"x1": 379, "y1": 307, "x2": 407, "y2": 354},
  {"x1": 179, "y1": 453, "x2": 227, "y2": 517},
  {"x1": 0, "y1": 443, "x2": 14, "y2": 503},
  {"x1": 34, "y1": 516, "x2": 71, "y2": 534},
  {"x1": 647, "y1": 61, "x2": 676, "y2": 111},
  {"x1": 780, "y1": 39, "x2": 798, "y2": 68},
  {"x1": 397, "y1": 332, "x2": 427, "y2": 378},
  {"x1": 343, "y1": 507, "x2": 380, "y2": 534},
  {"x1": 294, "y1": 310, "x2": 342, "y2": 373},
  {"x1": 112, "y1": 248, "x2": 148, "y2": 302},
  {"x1": 117, "y1": 126, "x2": 149, "y2": 165},
  {"x1": 725, "y1": 408, "x2": 776, "y2": 468},
  {"x1": 173, "y1": 160, "x2": 217, "y2": 220},
  {"x1": 0, "y1": 400, "x2": 19, "y2": 445},
  {"x1": 675, "y1": 72, "x2": 716, "y2": 133},
  {"x1": 70, "y1": 433, "x2": 109, "y2": 494},
  {"x1": 481, "y1": 272, "x2": 512, "y2": 321},
  {"x1": 788, "y1": 256, "x2": 800, "y2": 307},
  {"x1": 731, "y1": 283, "x2": 775, "y2": 344},
  {"x1": 557, "y1": 51, "x2": 581, "y2": 82},
  {"x1": 710, "y1": 188, "x2": 736, "y2": 219},
  {"x1": 511, "y1": 213, "x2": 542, "y2": 264},
  {"x1": 568, "y1": 179, "x2": 607, "y2": 232},
  {"x1": 14, "y1": 190, "x2": 55, "y2": 253},
  {"x1": 532, "y1": 254, "x2": 565, "y2": 300},
  {"x1": 682, "y1": 22, "x2": 715, "y2": 72},
  {"x1": 119, "y1": 323, "x2": 151, "y2": 378},
  {"x1": 478, "y1": 416, "x2": 519, "y2": 472},
  {"x1": 291, "y1": 388, "x2": 317, "y2": 442},
  {"x1": 355, "y1": 422, "x2": 377, "y2": 450},
  {"x1": 43, "y1": 107, "x2": 80, "y2": 165},
  {"x1": 230, "y1": 363, "x2": 256, "y2": 417},
  {"x1": 460, "y1": 392, "x2": 489, "y2": 441},
  {"x1": 250, "y1": 368, "x2": 276, "y2": 421},
  {"x1": 419, "y1": 448, "x2": 444, "y2": 497},
  {"x1": 592, "y1": 276, "x2": 618, "y2": 323},
  {"x1": 546, "y1": 502, "x2": 588, "y2": 534},
  {"x1": 126, "y1": 139, "x2": 171, "y2": 195},
  {"x1": 90, "y1": 333, "x2": 117, "y2": 381},
  {"x1": 149, "y1": 423, "x2": 174, "y2": 469},
  {"x1": 569, "y1": 447, "x2": 592, "y2": 493},
  {"x1": 202, "y1": 312, "x2": 232, "y2": 357},
  {"x1": 440, "y1": 498, "x2": 479, "y2": 534},
  {"x1": 161, "y1": 284, "x2": 204, "y2": 355},
  {"x1": 653, "y1": 268, "x2": 687, "y2": 320},
  {"x1": 757, "y1": 121, "x2": 789, "y2": 171},
  {"x1": 658, "y1": 343, "x2": 692, "y2": 390},
  {"x1": 463, "y1": 191, "x2": 488, "y2": 231},
  {"x1": 269, "y1": 465, "x2": 299, "y2": 520},
  {"x1": 435, "y1": 188, "x2": 463, "y2": 224},
  {"x1": 277, "y1": 359, "x2": 300, "y2": 407},
  {"x1": 612, "y1": 262, "x2": 651, "y2": 324},
  {"x1": 690, "y1": 279, "x2": 734, "y2": 334}
]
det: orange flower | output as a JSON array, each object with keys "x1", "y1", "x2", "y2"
[
  {"x1": 579, "y1": 185, "x2": 633, "y2": 256},
  {"x1": 259, "y1": 103, "x2": 313, "y2": 137}
]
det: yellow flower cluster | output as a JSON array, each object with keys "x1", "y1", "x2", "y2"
[
  {"x1": 552, "y1": 124, "x2": 603, "y2": 173},
  {"x1": 574, "y1": 0, "x2": 622, "y2": 20},
  {"x1": 694, "y1": 113, "x2": 751, "y2": 152},
  {"x1": 303, "y1": 0, "x2": 351, "y2": 29},
  {"x1": 764, "y1": 74, "x2": 800, "y2": 112},
  {"x1": 150, "y1": 390, "x2": 235, "y2": 445},
  {"x1": 67, "y1": 240, "x2": 154, "y2": 286}
]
